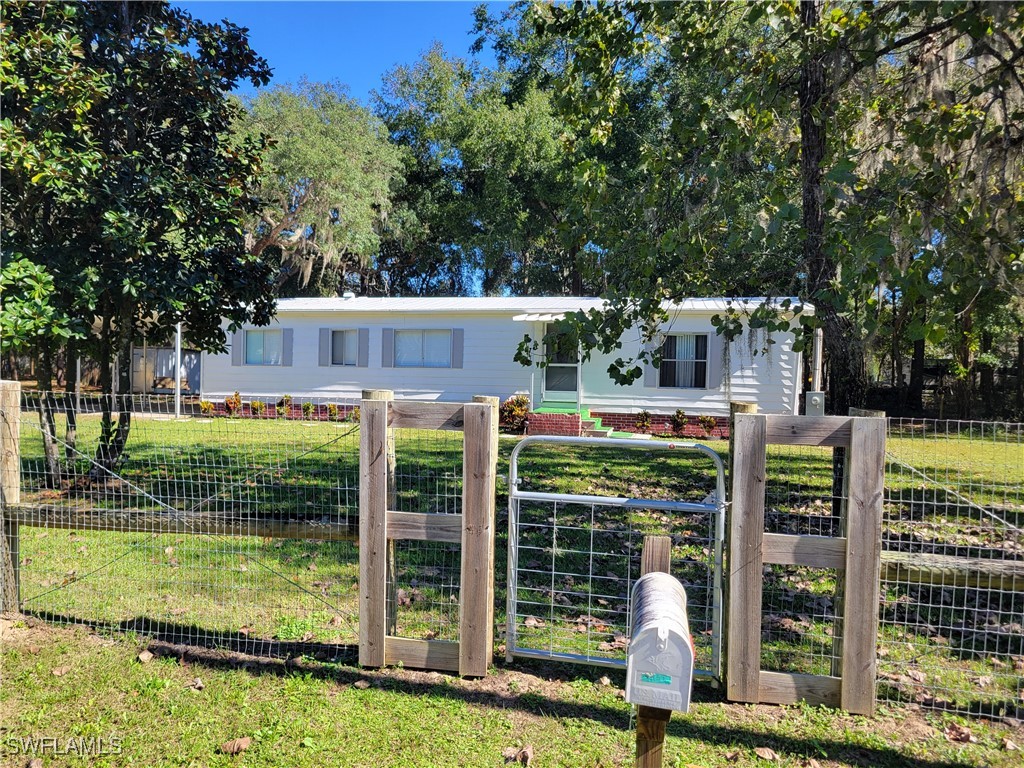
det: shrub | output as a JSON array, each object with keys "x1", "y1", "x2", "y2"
[
  {"x1": 697, "y1": 414, "x2": 717, "y2": 436},
  {"x1": 277, "y1": 394, "x2": 292, "y2": 417},
  {"x1": 635, "y1": 409, "x2": 652, "y2": 433},
  {"x1": 499, "y1": 394, "x2": 530, "y2": 433},
  {"x1": 199, "y1": 400, "x2": 214, "y2": 416},
  {"x1": 302, "y1": 401, "x2": 315, "y2": 420},
  {"x1": 224, "y1": 391, "x2": 241, "y2": 416},
  {"x1": 327, "y1": 403, "x2": 340, "y2": 421},
  {"x1": 347, "y1": 406, "x2": 360, "y2": 423},
  {"x1": 251, "y1": 400, "x2": 267, "y2": 417},
  {"x1": 670, "y1": 409, "x2": 687, "y2": 435}
]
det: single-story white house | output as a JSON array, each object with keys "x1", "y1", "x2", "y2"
[{"x1": 199, "y1": 297, "x2": 809, "y2": 424}]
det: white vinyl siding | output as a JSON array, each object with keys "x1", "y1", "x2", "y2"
[
  {"x1": 331, "y1": 330, "x2": 358, "y2": 366},
  {"x1": 395, "y1": 329, "x2": 452, "y2": 368},
  {"x1": 659, "y1": 333, "x2": 708, "y2": 388},
  {"x1": 245, "y1": 330, "x2": 283, "y2": 366}
]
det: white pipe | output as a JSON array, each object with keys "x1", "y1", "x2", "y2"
[
  {"x1": 174, "y1": 323, "x2": 182, "y2": 418},
  {"x1": 75, "y1": 357, "x2": 81, "y2": 414},
  {"x1": 811, "y1": 327, "x2": 824, "y2": 392}
]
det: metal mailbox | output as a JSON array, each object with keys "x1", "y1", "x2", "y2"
[{"x1": 626, "y1": 572, "x2": 695, "y2": 712}]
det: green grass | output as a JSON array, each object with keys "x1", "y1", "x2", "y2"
[
  {"x1": 8, "y1": 412, "x2": 1024, "y2": 728},
  {"x1": 2, "y1": 619, "x2": 1021, "y2": 768}
]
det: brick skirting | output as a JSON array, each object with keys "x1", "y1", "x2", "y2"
[{"x1": 525, "y1": 412, "x2": 582, "y2": 437}]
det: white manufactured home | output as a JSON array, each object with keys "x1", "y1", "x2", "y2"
[{"x1": 199, "y1": 297, "x2": 807, "y2": 418}]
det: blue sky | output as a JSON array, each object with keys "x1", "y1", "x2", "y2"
[{"x1": 177, "y1": 1, "x2": 506, "y2": 104}]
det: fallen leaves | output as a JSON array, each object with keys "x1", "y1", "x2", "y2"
[
  {"x1": 189, "y1": 677, "x2": 205, "y2": 691},
  {"x1": 353, "y1": 679, "x2": 371, "y2": 690},
  {"x1": 138, "y1": 650, "x2": 154, "y2": 664},
  {"x1": 1002, "y1": 736, "x2": 1018, "y2": 751},
  {"x1": 502, "y1": 744, "x2": 534, "y2": 765},
  {"x1": 220, "y1": 736, "x2": 252, "y2": 755},
  {"x1": 754, "y1": 746, "x2": 778, "y2": 761},
  {"x1": 943, "y1": 723, "x2": 976, "y2": 743},
  {"x1": 51, "y1": 665, "x2": 71, "y2": 677}
]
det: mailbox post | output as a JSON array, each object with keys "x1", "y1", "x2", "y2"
[{"x1": 630, "y1": 536, "x2": 695, "y2": 768}]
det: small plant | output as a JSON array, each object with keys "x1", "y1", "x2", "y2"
[
  {"x1": 347, "y1": 406, "x2": 360, "y2": 424},
  {"x1": 277, "y1": 394, "x2": 292, "y2": 417},
  {"x1": 326, "y1": 403, "x2": 340, "y2": 421},
  {"x1": 670, "y1": 408, "x2": 687, "y2": 435},
  {"x1": 635, "y1": 409, "x2": 652, "y2": 433},
  {"x1": 251, "y1": 400, "x2": 267, "y2": 417},
  {"x1": 499, "y1": 394, "x2": 530, "y2": 433},
  {"x1": 302, "y1": 401, "x2": 315, "y2": 420},
  {"x1": 224, "y1": 391, "x2": 241, "y2": 416},
  {"x1": 697, "y1": 414, "x2": 717, "y2": 437},
  {"x1": 199, "y1": 400, "x2": 214, "y2": 416}
]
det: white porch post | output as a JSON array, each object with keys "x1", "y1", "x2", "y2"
[{"x1": 174, "y1": 323, "x2": 182, "y2": 419}]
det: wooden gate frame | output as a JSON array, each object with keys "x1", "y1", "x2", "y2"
[
  {"x1": 727, "y1": 414, "x2": 885, "y2": 715},
  {"x1": 359, "y1": 391, "x2": 498, "y2": 677}
]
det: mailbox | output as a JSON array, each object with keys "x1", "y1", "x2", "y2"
[{"x1": 625, "y1": 572, "x2": 695, "y2": 712}]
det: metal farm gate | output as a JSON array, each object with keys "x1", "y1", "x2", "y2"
[{"x1": 505, "y1": 436, "x2": 726, "y2": 682}]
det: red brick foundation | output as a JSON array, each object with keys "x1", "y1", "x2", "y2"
[
  {"x1": 525, "y1": 412, "x2": 582, "y2": 437},
  {"x1": 588, "y1": 411, "x2": 728, "y2": 439}
]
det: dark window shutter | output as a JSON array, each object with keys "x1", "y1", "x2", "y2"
[
  {"x1": 357, "y1": 328, "x2": 369, "y2": 367},
  {"x1": 318, "y1": 328, "x2": 331, "y2": 366},
  {"x1": 381, "y1": 328, "x2": 395, "y2": 367},
  {"x1": 281, "y1": 329, "x2": 294, "y2": 367},
  {"x1": 231, "y1": 331, "x2": 243, "y2": 366},
  {"x1": 451, "y1": 328, "x2": 464, "y2": 369}
]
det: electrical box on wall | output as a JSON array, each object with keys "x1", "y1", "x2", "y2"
[
  {"x1": 626, "y1": 573, "x2": 695, "y2": 712},
  {"x1": 805, "y1": 391, "x2": 825, "y2": 417}
]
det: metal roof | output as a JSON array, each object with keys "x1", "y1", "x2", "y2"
[{"x1": 274, "y1": 296, "x2": 810, "y2": 315}]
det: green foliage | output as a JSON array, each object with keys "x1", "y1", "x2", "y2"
[
  {"x1": 634, "y1": 410, "x2": 651, "y2": 433},
  {"x1": 499, "y1": 395, "x2": 531, "y2": 433},
  {"x1": 1, "y1": 1, "x2": 277, "y2": 392},
  {"x1": 236, "y1": 81, "x2": 404, "y2": 295},
  {"x1": 326, "y1": 403, "x2": 340, "y2": 422},
  {"x1": 251, "y1": 400, "x2": 268, "y2": 417},
  {"x1": 670, "y1": 409, "x2": 688, "y2": 436},
  {"x1": 347, "y1": 406, "x2": 360, "y2": 424},
  {"x1": 697, "y1": 415, "x2": 717, "y2": 437},
  {"x1": 302, "y1": 401, "x2": 315, "y2": 420},
  {"x1": 0, "y1": 257, "x2": 74, "y2": 355},
  {"x1": 277, "y1": 394, "x2": 293, "y2": 416}
]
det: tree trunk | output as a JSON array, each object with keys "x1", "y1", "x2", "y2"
[
  {"x1": 36, "y1": 348, "x2": 62, "y2": 489},
  {"x1": 798, "y1": 0, "x2": 866, "y2": 414},
  {"x1": 64, "y1": 340, "x2": 78, "y2": 466},
  {"x1": 90, "y1": 328, "x2": 133, "y2": 482},
  {"x1": 953, "y1": 312, "x2": 974, "y2": 420},
  {"x1": 979, "y1": 332, "x2": 994, "y2": 417},
  {"x1": 1016, "y1": 334, "x2": 1023, "y2": 414}
]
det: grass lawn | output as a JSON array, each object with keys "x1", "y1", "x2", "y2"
[
  {"x1": 2, "y1": 616, "x2": 1021, "y2": 768},
  {"x1": 3, "y1": 411, "x2": 1023, "y2": 762}
]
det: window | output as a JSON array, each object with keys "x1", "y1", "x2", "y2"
[
  {"x1": 245, "y1": 330, "x2": 283, "y2": 366},
  {"x1": 331, "y1": 330, "x2": 358, "y2": 366},
  {"x1": 659, "y1": 333, "x2": 708, "y2": 388},
  {"x1": 394, "y1": 329, "x2": 452, "y2": 368}
]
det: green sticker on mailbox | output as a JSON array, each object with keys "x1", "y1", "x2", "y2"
[{"x1": 640, "y1": 673, "x2": 672, "y2": 686}]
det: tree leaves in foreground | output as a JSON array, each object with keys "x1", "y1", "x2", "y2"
[
  {"x1": 534, "y1": 0, "x2": 1023, "y2": 412},
  {"x1": 1, "y1": 0, "x2": 277, "y2": 478}
]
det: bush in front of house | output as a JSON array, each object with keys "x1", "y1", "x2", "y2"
[
  {"x1": 697, "y1": 414, "x2": 717, "y2": 437},
  {"x1": 670, "y1": 409, "x2": 687, "y2": 435},
  {"x1": 635, "y1": 409, "x2": 652, "y2": 433},
  {"x1": 301, "y1": 401, "x2": 315, "y2": 420},
  {"x1": 251, "y1": 400, "x2": 267, "y2": 417},
  {"x1": 348, "y1": 406, "x2": 360, "y2": 423},
  {"x1": 199, "y1": 400, "x2": 215, "y2": 416},
  {"x1": 499, "y1": 395, "x2": 530, "y2": 433},
  {"x1": 276, "y1": 394, "x2": 292, "y2": 418},
  {"x1": 327, "y1": 403, "x2": 340, "y2": 421},
  {"x1": 224, "y1": 391, "x2": 241, "y2": 416}
]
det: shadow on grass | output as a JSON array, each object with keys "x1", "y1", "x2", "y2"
[{"x1": 42, "y1": 614, "x2": 985, "y2": 768}]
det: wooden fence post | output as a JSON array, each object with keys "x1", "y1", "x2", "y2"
[
  {"x1": 726, "y1": 413, "x2": 767, "y2": 703},
  {"x1": 359, "y1": 390, "x2": 391, "y2": 667},
  {"x1": 472, "y1": 395, "x2": 500, "y2": 657},
  {"x1": 1, "y1": 380, "x2": 21, "y2": 613},
  {"x1": 636, "y1": 534, "x2": 673, "y2": 768},
  {"x1": 728, "y1": 402, "x2": 758, "y2": 489},
  {"x1": 363, "y1": 389, "x2": 399, "y2": 636},
  {"x1": 840, "y1": 416, "x2": 885, "y2": 714},
  {"x1": 459, "y1": 400, "x2": 497, "y2": 677}
]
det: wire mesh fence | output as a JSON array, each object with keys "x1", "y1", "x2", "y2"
[
  {"x1": 6, "y1": 391, "x2": 363, "y2": 658},
  {"x1": 762, "y1": 418, "x2": 1023, "y2": 718},
  {"x1": 505, "y1": 438, "x2": 725, "y2": 679}
]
